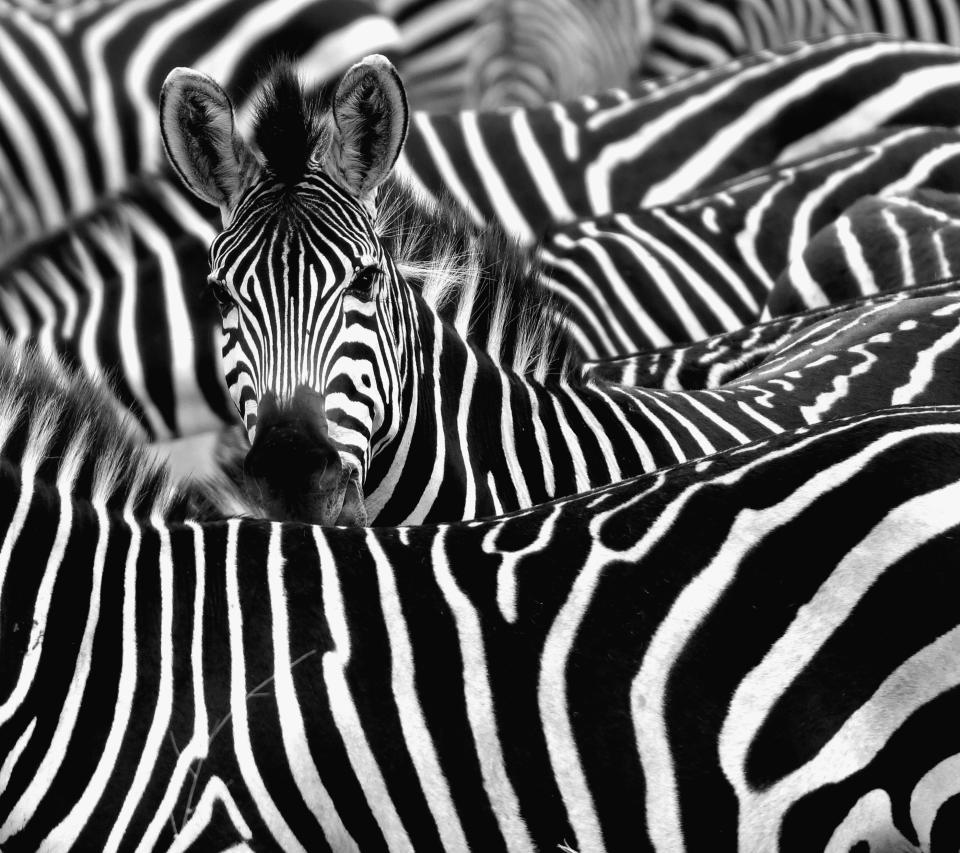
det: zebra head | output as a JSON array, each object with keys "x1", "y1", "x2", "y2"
[{"x1": 160, "y1": 57, "x2": 410, "y2": 526}]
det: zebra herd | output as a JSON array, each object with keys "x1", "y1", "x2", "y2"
[{"x1": 4, "y1": 2, "x2": 960, "y2": 851}]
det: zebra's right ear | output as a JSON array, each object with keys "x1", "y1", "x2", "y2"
[{"x1": 160, "y1": 68, "x2": 255, "y2": 213}]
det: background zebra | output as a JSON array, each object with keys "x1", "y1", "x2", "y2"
[
  {"x1": 1, "y1": 347, "x2": 959, "y2": 850},
  {"x1": 540, "y1": 124, "x2": 960, "y2": 358},
  {"x1": 398, "y1": 35, "x2": 960, "y2": 243},
  {"x1": 768, "y1": 186, "x2": 960, "y2": 316},
  {"x1": 584, "y1": 276, "x2": 960, "y2": 389},
  {"x1": 645, "y1": 0, "x2": 960, "y2": 76},
  {"x1": 0, "y1": 0, "x2": 400, "y2": 249}
]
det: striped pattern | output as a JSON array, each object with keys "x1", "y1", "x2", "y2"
[
  {"x1": 585, "y1": 276, "x2": 960, "y2": 389},
  {"x1": 769, "y1": 186, "x2": 960, "y2": 316},
  {"x1": 0, "y1": 0, "x2": 399, "y2": 249},
  {"x1": 539, "y1": 124, "x2": 960, "y2": 358},
  {"x1": 397, "y1": 35, "x2": 960, "y2": 245},
  {"x1": 0, "y1": 176, "x2": 234, "y2": 440},
  {"x1": 387, "y1": 0, "x2": 652, "y2": 111},
  {"x1": 645, "y1": 0, "x2": 960, "y2": 76},
  {"x1": 2, "y1": 376, "x2": 960, "y2": 849}
]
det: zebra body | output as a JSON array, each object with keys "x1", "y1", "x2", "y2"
[
  {"x1": 398, "y1": 34, "x2": 960, "y2": 245},
  {"x1": 645, "y1": 0, "x2": 960, "y2": 76},
  {"x1": 585, "y1": 276, "x2": 960, "y2": 390},
  {"x1": 540, "y1": 124, "x2": 960, "y2": 358},
  {"x1": 1, "y1": 349, "x2": 960, "y2": 850},
  {"x1": 768, "y1": 186, "x2": 960, "y2": 316},
  {"x1": 0, "y1": 0, "x2": 399, "y2": 248},
  {"x1": 0, "y1": 175, "x2": 235, "y2": 440},
  {"x1": 162, "y1": 56, "x2": 960, "y2": 526}
]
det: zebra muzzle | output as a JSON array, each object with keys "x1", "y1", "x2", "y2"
[{"x1": 242, "y1": 388, "x2": 366, "y2": 526}]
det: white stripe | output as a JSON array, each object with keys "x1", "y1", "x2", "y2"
[
  {"x1": 367, "y1": 532, "x2": 470, "y2": 851},
  {"x1": 431, "y1": 530, "x2": 535, "y2": 852},
  {"x1": 224, "y1": 520, "x2": 307, "y2": 852},
  {"x1": 314, "y1": 528, "x2": 414, "y2": 851},
  {"x1": 265, "y1": 525, "x2": 358, "y2": 851}
]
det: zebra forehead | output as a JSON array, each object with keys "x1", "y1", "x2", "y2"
[{"x1": 251, "y1": 62, "x2": 336, "y2": 188}]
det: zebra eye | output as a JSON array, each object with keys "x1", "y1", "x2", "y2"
[
  {"x1": 347, "y1": 264, "x2": 382, "y2": 299},
  {"x1": 206, "y1": 274, "x2": 235, "y2": 314}
]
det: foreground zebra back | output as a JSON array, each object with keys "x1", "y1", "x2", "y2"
[{"x1": 2, "y1": 397, "x2": 960, "y2": 850}]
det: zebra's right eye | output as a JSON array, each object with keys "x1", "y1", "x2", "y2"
[{"x1": 207, "y1": 274, "x2": 235, "y2": 313}]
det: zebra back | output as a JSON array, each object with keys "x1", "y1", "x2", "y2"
[{"x1": 3, "y1": 398, "x2": 960, "y2": 849}]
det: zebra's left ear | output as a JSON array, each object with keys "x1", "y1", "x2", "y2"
[
  {"x1": 160, "y1": 67, "x2": 257, "y2": 216},
  {"x1": 330, "y1": 55, "x2": 408, "y2": 205}
]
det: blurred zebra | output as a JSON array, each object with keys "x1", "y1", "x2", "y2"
[
  {"x1": 645, "y1": 0, "x2": 960, "y2": 76},
  {"x1": 0, "y1": 0, "x2": 399, "y2": 249}
]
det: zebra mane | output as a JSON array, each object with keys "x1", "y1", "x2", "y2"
[
  {"x1": 0, "y1": 341, "x2": 184, "y2": 519},
  {"x1": 250, "y1": 62, "x2": 335, "y2": 188},
  {"x1": 376, "y1": 180, "x2": 580, "y2": 382}
]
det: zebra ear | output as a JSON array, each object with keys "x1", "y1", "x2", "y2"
[
  {"x1": 160, "y1": 68, "x2": 255, "y2": 213},
  {"x1": 330, "y1": 55, "x2": 408, "y2": 204}
]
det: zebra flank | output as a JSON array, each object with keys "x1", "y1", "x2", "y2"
[
  {"x1": 540, "y1": 125, "x2": 960, "y2": 358},
  {"x1": 1, "y1": 386, "x2": 960, "y2": 849},
  {"x1": 770, "y1": 187, "x2": 960, "y2": 316},
  {"x1": 585, "y1": 276, "x2": 960, "y2": 390}
]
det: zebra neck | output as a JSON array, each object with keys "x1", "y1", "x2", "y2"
[{"x1": 363, "y1": 313, "x2": 652, "y2": 524}]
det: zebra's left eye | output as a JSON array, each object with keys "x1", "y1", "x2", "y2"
[{"x1": 347, "y1": 264, "x2": 382, "y2": 299}]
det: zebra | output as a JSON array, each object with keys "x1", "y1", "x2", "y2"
[
  {"x1": 2, "y1": 345, "x2": 960, "y2": 850},
  {"x1": 0, "y1": 173, "x2": 235, "y2": 441},
  {"x1": 539, "y1": 124, "x2": 960, "y2": 358},
  {"x1": 644, "y1": 0, "x2": 960, "y2": 77},
  {"x1": 0, "y1": 0, "x2": 400, "y2": 250},
  {"x1": 386, "y1": 0, "x2": 650, "y2": 111},
  {"x1": 3, "y1": 32, "x2": 941, "y2": 441},
  {"x1": 584, "y1": 275, "x2": 960, "y2": 390},
  {"x1": 16, "y1": 121, "x2": 960, "y2": 447},
  {"x1": 397, "y1": 34, "x2": 960, "y2": 245},
  {"x1": 161, "y1": 55, "x2": 960, "y2": 528},
  {"x1": 767, "y1": 186, "x2": 960, "y2": 317}
]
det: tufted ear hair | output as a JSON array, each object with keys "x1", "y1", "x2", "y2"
[
  {"x1": 160, "y1": 68, "x2": 257, "y2": 215},
  {"x1": 329, "y1": 55, "x2": 408, "y2": 206}
]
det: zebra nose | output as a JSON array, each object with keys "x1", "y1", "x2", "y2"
[
  {"x1": 244, "y1": 425, "x2": 342, "y2": 494},
  {"x1": 242, "y1": 388, "x2": 348, "y2": 522}
]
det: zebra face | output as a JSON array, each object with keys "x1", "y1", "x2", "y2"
[
  {"x1": 161, "y1": 54, "x2": 409, "y2": 524},
  {"x1": 207, "y1": 181, "x2": 406, "y2": 525}
]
